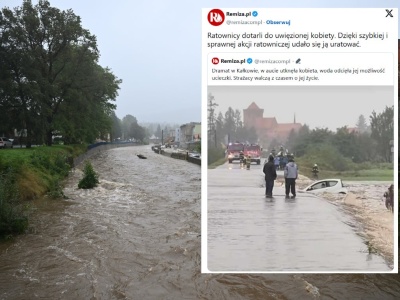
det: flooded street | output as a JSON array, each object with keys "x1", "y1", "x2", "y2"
[
  {"x1": 208, "y1": 162, "x2": 392, "y2": 272},
  {"x1": 0, "y1": 146, "x2": 399, "y2": 299}
]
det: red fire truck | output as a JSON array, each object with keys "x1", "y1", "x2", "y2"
[
  {"x1": 244, "y1": 144, "x2": 262, "y2": 165},
  {"x1": 227, "y1": 142, "x2": 245, "y2": 163}
]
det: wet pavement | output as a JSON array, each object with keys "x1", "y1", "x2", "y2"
[{"x1": 207, "y1": 162, "x2": 391, "y2": 272}]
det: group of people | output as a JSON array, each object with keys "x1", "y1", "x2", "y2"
[
  {"x1": 263, "y1": 154, "x2": 298, "y2": 199},
  {"x1": 273, "y1": 155, "x2": 289, "y2": 171},
  {"x1": 264, "y1": 158, "x2": 396, "y2": 214}
]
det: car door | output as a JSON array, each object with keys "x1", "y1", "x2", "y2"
[
  {"x1": 5, "y1": 138, "x2": 11, "y2": 147},
  {"x1": 326, "y1": 180, "x2": 342, "y2": 193}
]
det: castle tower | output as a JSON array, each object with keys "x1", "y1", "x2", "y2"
[{"x1": 243, "y1": 102, "x2": 264, "y2": 129}]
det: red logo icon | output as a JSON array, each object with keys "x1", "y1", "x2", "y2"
[
  {"x1": 211, "y1": 57, "x2": 219, "y2": 65},
  {"x1": 208, "y1": 9, "x2": 225, "y2": 26}
]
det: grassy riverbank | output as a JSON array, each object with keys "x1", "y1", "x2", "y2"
[
  {"x1": 0, "y1": 145, "x2": 87, "y2": 239},
  {"x1": 320, "y1": 169, "x2": 393, "y2": 181},
  {"x1": 208, "y1": 157, "x2": 227, "y2": 169},
  {"x1": 296, "y1": 164, "x2": 393, "y2": 181},
  {"x1": 208, "y1": 147, "x2": 226, "y2": 169}
]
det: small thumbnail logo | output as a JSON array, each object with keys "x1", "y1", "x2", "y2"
[
  {"x1": 208, "y1": 9, "x2": 225, "y2": 26},
  {"x1": 211, "y1": 57, "x2": 219, "y2": 65}
]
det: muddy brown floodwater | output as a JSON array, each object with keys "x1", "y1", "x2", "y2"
[{"x1": 0, "y1": 145, "x2": 399, "y2": 299}]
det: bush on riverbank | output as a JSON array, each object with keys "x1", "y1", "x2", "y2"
[
  {"x1": 78, "y1": 162, "x2": 99, "y2": 189},
  {"x1": 0, "y1": 145, "x2": 87, "y2": 239}
]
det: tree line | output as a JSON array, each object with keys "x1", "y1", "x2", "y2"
[
  {"x1": 285, "y1": 107, "x2": 394, "y2": 166},
  {"x1": 208, "y1": 93, "x2": 258, "y2": 147},
  {"x1": 110, "y1": 114, "x2": 179, "y2": 143},
  {"x1": 0, "y1": 0, "x2": 121, "y2": 146},
  {"x1": 208, "y1": 92, "x2": 394, "y2": 168}
]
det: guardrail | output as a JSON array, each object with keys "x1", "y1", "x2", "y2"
[
  {"x1": 187, "y1": 156, "x2": 201, "y2": 165},
  {"x1": 152, "y1": 146, "x2": 201, "y2": 166}
]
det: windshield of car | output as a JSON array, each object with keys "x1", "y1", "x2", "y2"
[
  {"x1": 228, "y1": 144, "x2": 244, "y2": 151},
  {"x1": 245, "y1": 146, "x2": 260, "y2": 151}
]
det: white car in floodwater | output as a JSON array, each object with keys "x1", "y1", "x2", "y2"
[{"x1": 303, "y1": 179, "x2": 348, "y2": 194}]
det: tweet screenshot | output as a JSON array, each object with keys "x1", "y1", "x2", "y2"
[{"x1": 202, "y1": 8, "x2": 398, "y2": 273}]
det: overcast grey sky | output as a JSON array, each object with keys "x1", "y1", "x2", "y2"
[
  {"x1": 208, "y1": 86, "x2": 393, "y2": 131},
  {"x1": 1, "y1": 0, "x2": 399, "y2": 124}
]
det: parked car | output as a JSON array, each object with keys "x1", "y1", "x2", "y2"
[
  {"x1": 0, "y1": 137, "x2": 13, "y2": 149},
  {"x1": 151, "y1": 144, "x2": 161, "y2": 152},
  {"x1": 188, "y1": 152, "x2": 201, "y2": 159},
  {"x1": 303, "y1": 179, "x2": 347, "y2": 194}
]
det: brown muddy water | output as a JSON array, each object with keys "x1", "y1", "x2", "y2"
[{"x1": 0, "y1": 145, "x2": 399, "y2": 299}]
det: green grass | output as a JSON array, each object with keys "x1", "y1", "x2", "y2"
[
  {"x1": 208, "y1": 157, "x2": 227, "y2": 169},
  {"x1": 208, "y1": 147, "x2": 225, "y2": 167},
  {"x1": 333, "y1": 168, "x2": 393, "y2": 181},
  {"x1": 0, "y1": 144, "x2": 87, "y2": 162},
  {"x1": 0, "y1": 144, "x2": 88, "y2": 239},
  {"x1": 0, "y1": 144, "x2": 88, "y2": 200}
]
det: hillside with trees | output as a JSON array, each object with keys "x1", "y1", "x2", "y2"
[{"x1": 208, "y1": 91, "x2": 394, "y2": 177}]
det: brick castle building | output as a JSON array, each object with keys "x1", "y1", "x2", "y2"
[{"x1": 243, "y1": 102, "x2": 302, "y2": 145}]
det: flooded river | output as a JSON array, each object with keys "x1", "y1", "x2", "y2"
[{"x1": 0, "y1": 145, "x2": 399, "y2": 299}]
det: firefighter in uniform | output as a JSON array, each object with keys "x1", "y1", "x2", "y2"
[
  {"x1": 312, "y1": 164, "x2": 319, "y2": 179},
  {"x1": 246, "y1": 155, "x2": 251, "y2": 170},
  {"x1": 239, "y1": 151, "x2": 245, "y2": 167}
]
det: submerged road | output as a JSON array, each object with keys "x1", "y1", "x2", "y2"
[{"x1": 207, "y1": 161, "x2": 390, "y2": 272}]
